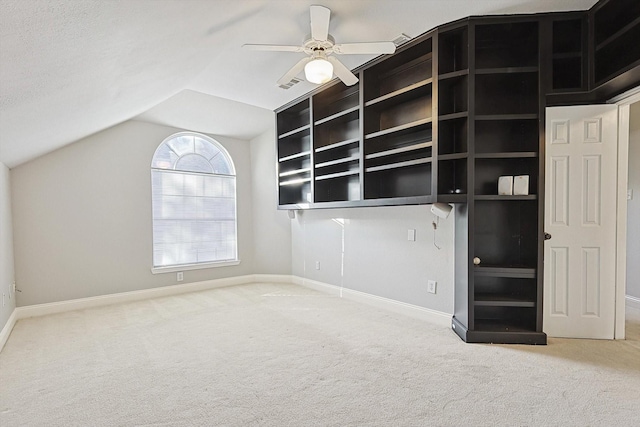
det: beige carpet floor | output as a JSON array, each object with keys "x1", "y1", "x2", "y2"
[{"x1": 1, "y1": 282, "x2": 639, "y2": 426}]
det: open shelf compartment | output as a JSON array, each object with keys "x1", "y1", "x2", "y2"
[
  {"x1": 313, "y1": 81, "x2": 359, "y2": 124},
  {"x1": 475, "y1": 21, "x2": 538, "y2": 69},
  {"x1": 473, "y1": 200, "x2": 538, "y2": 269},
  {"x1": 364, "y1": 37, "x2": 433, "y2": 103},
  {"x1": 277, "y1": 99, "x2": 310, "y2": 137}
]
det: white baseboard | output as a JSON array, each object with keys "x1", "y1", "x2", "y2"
[
  {"x1": 0, "y1": 308, "x2": 18, "y2": 353},
  {"x1": 627, "y1": 295, "x2": 640, "y2": 310},
  {"x1": 293, "y1": 276, "x2": 453, "y2": 328},
  {"x1": 1, "y1": 273, "x2": 452, "y2": 353},
  {"x1": 15, "y1": 274, "x2": 257, "y2": 320},
  {"x1": 253, "y1": 274, "x2": 293, "y2": 284}
]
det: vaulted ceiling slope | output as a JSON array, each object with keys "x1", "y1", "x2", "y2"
[{"x1": 0, "y1": 0, "x2": 597, "y2": 168}]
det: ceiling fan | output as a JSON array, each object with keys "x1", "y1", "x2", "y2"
[{"x1": 243, "y1": 5, "x2": 397, "y2": 87}]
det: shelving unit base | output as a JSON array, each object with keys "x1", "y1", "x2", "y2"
[{"x1": 452, "y1": 317, "x2": 547, "y2": 345}]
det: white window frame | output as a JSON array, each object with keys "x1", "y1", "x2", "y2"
[{"x1": 150, "y1": 132, "x2": 239, "y2": 274}]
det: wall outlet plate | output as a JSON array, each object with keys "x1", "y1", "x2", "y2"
[
  {"x1": 428, "y1": 280, "x2": 437, "y2": 294},
  {"x1": 177, "y1": 272, "x2": 184, "y2": 282},
  {"x1": 408, "y1": 229, "x2": 416, "y2": 241},
  {"x1": 315, "y1": 261, "x2": 320, "y2": 270}
]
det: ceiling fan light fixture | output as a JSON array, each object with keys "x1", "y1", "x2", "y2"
[{"x1": 304, "y1": 57, "x2": 333, "y2": 84}]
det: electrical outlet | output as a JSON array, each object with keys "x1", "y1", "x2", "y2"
[
  {"x1": 408, "y1": 229, "x2": 416, "y2": 241},
  {"x1": 315, "y1": 261, "x2": 320, "y2": 270},
  {"x1": 428, "y1": 280, "x2": 437, "y2": 294},
  {"x1": 628, "y1": 189, "x2": 633, "y2": 200},
  {"x1": 177, "y1": 272, "x2": 184, "y2": 282}
]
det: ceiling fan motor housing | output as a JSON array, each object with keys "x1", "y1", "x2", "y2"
[{"x1": 303, "y1": 35, "x2": 335, "y2": 55}]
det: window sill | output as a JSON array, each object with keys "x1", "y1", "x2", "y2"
[{"x1": 151, "y1": 260, "x2": 241, "y2": 274}]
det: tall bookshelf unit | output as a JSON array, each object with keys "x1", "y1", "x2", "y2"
[
  {"x1": 277, "y1": 99, "x2": 312, "y2": 206},
  {"x1": 437, "y1": 24, "x2": 469, "y2": 203},
  {"x1": 275, "y1": 0, "x2": 640, "y2": 345},
  {"x1": 313, "y1": 81, "x2": 361, "y2": 203},
  {"x1": 363, "y1": 37, "x2": 435, "y2": 202},
  {"x1": 450, "y1": 18, "x2": 546, "y2": 344}
]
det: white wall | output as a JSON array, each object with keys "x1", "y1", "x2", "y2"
[
  {"x1": 11, "y1": 120, "x2": 257, "y2": 306},
  {"x1": 627, "y1": 102, "x2": 640, "y2": 299},
  {"x1": 0, "y1": 162, "x2": 16, "y2": 330},
  {"x1": 250, "y1": 128, "x2": 292, "y2": 274},
  {"x1": 291, "y1": 205, "x2": 455, "y2": 314}
]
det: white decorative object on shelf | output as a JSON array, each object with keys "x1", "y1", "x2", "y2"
[
  {"x1": 513, "y1": 175, "x2": 530, "y2": 195},
  {"x1": 498, "y1": 176, "x2": 513, "y2": 195}
]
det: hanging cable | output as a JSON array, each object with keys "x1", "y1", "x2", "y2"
[{"x1": 432, "y1": 216, "x2": 441, "y2": 250}]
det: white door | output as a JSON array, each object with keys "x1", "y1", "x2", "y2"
[{"x1": 544, "y1": 105, "x2": 618, "y2": 339}]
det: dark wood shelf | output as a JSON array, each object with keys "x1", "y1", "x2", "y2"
[
  {"x1": 475, "y1": 114, "x2": 538, "y2": 121},
  {"x1": 475, "y1": 66, "x2": 538, "y2": 74},
  {"x1": 279, "y1": 177, "x2": 311, "y2": 186},
  {"x1": 438, "y1": 69, "x2": 469, "y2": 80},
  {"x1": 474, "y1": 194, "x2": 537, "y2": 201},
  {"x1": 315, "y1": 155, "x2": 359, "y2": 169},
  {"x1": 438, "y1": 152, "x2": 467, "y2": 161},
  {"x1": 365, "y1": 141, "x2": 432, "y2": 160},
  {"x1": 365, "y1": 118, "x2": 433, "y2": 140},
  {"x1": 315, "y1": 106, "x2": 359, "y2": 126},
  {"x1": 365, "y1": 79, "x2": 433, "y2": 107},
  {"x1": 475, "y1": 152, "x2": 537, "y2": 159},
  {"x1": 473, "y1": 266, "x2": 536, "y2": 278},
  {"x1": 438, "y1": 111, "x2": 468, "y2": 121},
  {"x1": 278, "y1": 151, "x2": 310, "y2": 162},
  {"x1": 365, "y1": 157, "x2": 432, "y2": 173},
  {"x1": 279, "y1": 167, "x2": 311, "y2": 177},
  {"x1": 474, "y1": 295, "x2": 535, "y2": 307},
  {"x1": 278, "y1": 124, "x2": 310, "y2": 139},
  {"x1": 315, "y1": 137, "x2": 359, "y2": 153},
  {"x1": 595, "y1": 15, "x2": 640, "y2": 52},
  {"x1": 315, "y1": 170, "x2": 359, "y2": 181}
]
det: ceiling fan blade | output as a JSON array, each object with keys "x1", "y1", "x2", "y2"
[
  {"x1": 327, "y1": 56, "x2": 358, "y2": 86},
  {"x1": 310, "y1": 5, "x2": 330, "y2": 41},
  {"x1": 243, "y1": 44, "x2": 304, "y2": 52},
  {"x1": 333, "y1": 42, "x2": 397, "y2": 55},
  {"x1": 277, "y1": 57, "x2": 312, "y2": 86}
]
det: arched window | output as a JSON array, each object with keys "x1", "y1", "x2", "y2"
[{"x1": 151, "y1": 132, "x2": 237, "y2": 271}]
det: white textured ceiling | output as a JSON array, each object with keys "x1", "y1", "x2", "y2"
[{"x1": 0, "y1": 0, "x2": 597, "y2": 168}]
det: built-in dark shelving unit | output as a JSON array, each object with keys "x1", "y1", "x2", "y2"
[
  {"x1": 277, "y1": 99, "x2": 312, "y2": 206},
  {"x1": 312, "y1": 82, "x2": 361, "y2": 203},
  {"x1": 551, "y1": 17, "x2": 585, "y2": 91},
  {"x1": 275, "y1": 0, "x2": 640, "y2": 345},
  {"x1": 441, "y1": 17, "x2": 547, "y2": 345},
  {"x1": 363, "y1": 37, "x2": 435, "y2": 201},
  {"x1": 437, "y1": 25, "x2": 469, "y2": 201},
  {"x1": 592, "y1": 0, "x2": 640, "y2": 85}
]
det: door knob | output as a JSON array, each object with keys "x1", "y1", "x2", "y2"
[{"x1": 544, "y1": 232, "x2": 552, "y2": 240}]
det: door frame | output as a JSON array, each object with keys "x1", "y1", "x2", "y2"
[{"x1": 610, "y1": 86, "x2": 640, "y2": 339}]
